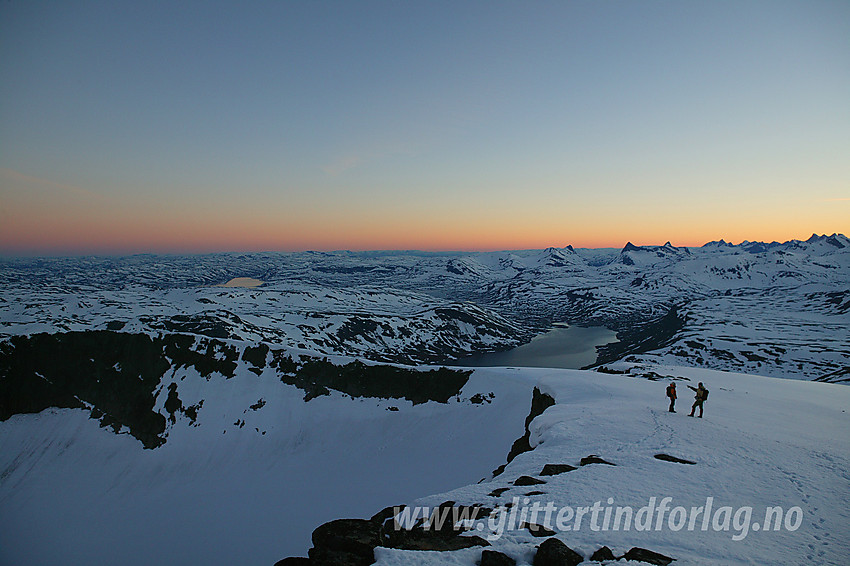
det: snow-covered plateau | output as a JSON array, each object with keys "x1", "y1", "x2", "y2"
[{"x1": 0, "y1": 235, "x2": 848, "y2": 565}]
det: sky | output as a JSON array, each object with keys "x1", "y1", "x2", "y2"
[{"x1": 1, "y1": 0, "x2": 848, "y2": 255}]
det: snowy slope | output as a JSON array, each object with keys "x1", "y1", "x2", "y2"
[
  {"x1": 370, "y1": 365, "x2": 850, "y2": 566},
  {"x1": 3, "y1": 362, "x2": 846, "y2": 565},
  {"x1": 0, "y1": 367, "x2": 538, "y2": 565}
]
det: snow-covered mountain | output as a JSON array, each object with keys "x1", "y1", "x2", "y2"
[
  {"x1": 1, "y1": 235, "x2": 848, "y2": 565},
  {"x1": 2, "y1": 234, "x2": 847, "y2": 379}
]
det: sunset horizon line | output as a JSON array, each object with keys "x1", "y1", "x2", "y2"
[{"x1": 2, "y1": 232, "x2": 846, "y2": 260}]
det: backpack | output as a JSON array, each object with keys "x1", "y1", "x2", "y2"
[{"x1": 703, "y1": 388, "x2": 709, "y2": 400}]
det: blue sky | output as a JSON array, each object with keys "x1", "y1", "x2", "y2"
[{"x1": 1, "y1": 1, "x2": 848, "y2": 254}]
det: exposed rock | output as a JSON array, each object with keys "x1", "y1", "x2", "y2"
[
  {"x1": 540, "y1": 464, "x2": 577, "y2": 476},
  {"x1": 379, "y1": 502, "x2": 490, "y2": 552},
  {"x1": 0, "y1": 331, "x2": 473, "y2": 448},
  {"x1": 381, "y1": 527, "x2": 489, "y2": 552},
  {"x1": 283, "y1": 358, "x2": 471, "y2": 404},
  {"x1": 654, "y1": 454, "x2": 696, "y2": 465},
  {"x1": 580, "y1": 455, "x2": 616, "y2": 466},
  {"x1": 594, "y1": 306, "x2": 685, "y2": 367},
  {"x1": 480, "y1": 549, "x2": 517, "y2": 566},
  {"x1": 494, "y1": 388, "x2": 555, "y2": 476},
  {"x1": 370, "y1": 505, "x2": 404, "y2": 524},
  {"x1": 524, "y1": 491, "x2": 546, "y2": 496},
  {"x1": 308, "y1": 547, "x2": 372, "y2": 566},
  {"x1": 622, "y1": 547, "x2": 675, "y2": 565},
  {"x1": 311, "y1": 518, "x2": 380, "y2": 558},
  {"x1": 273, "y1": 558, "x2": 311, "y2": 566},
  {"x1": 488, "y1": 487, "x2": 511, "y2": 497},
  {"x1": 533, "y1": 537, "x2": 583, "y2": 566},
  {"x1": 514, "y1": 476, "x2": 546, "y2": 486},
  {"x1": 522, "y1": 521, "x2": 556, "y2": 537},
  {"x1": 589, "y1": 546, "x2": 616, "y2": 561}
]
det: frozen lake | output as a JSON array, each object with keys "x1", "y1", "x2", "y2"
[{"x1": 456, "y1": 324, "x2": 618, "y2": 369}]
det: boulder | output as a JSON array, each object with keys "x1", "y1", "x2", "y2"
[
  {"x1": 522, "y1": 521, "x2": 556, "y2": 537},
  {"x1": 309, "y1": 518, "x2": 380, "y2": 566},
  {"x1": 514, "y1": 476, "x2": 546, "y2": 486},
  {"x1": 622, "y1": 547, "x2": 675, "y2": 565},
  {"x1": 533, "y1": 537, "x2": 583, "y2": 566},
  {"x1": 589, "y1": 546, "x2": 616, "y2": 561},
  {"x1": 540, "y1": 464, "x2": 577, "y2": 476},
  {"x1": 580, "y1": 455, "x2": 616, "y2": 466},
  {"x1": 653, "y1": 454, "x2": 696, "y2": 465},
  {"x1": 480, "y1": 549, "x2": 517, "y2": 566}
]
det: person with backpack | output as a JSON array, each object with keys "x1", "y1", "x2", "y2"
[
  {"x1": 688, "y1": 382, "x2": 709, "y2": 417},
  {"x1": 666, "y1": 382, "x2": 677, "y2": 412}
]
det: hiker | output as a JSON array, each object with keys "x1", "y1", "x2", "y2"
[
  {"x1": 666, "y1": 382, "x2": 677, "y2": 412},
  {"x1": 688, "y1": 382, "x2": 709, "y2": 417}
]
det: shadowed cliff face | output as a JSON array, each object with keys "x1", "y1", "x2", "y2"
[
  {"x1": 591, "y1": 305, "x2": 686, "y2": 367},
  {"x1": 0, "y1": 331, "x2": 471, "y2": 449}
]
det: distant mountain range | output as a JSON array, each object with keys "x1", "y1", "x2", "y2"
[{"x1": 2, "y1": 234, "x2": 847, "y2": 380}]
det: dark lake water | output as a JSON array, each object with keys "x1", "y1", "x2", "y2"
[{"x1": 455, "y1": 325, "x2": 619, "y2": 369}]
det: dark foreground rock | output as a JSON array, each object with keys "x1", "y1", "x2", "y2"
[
  {"x1": 480, "y1": 549, "x2": 517, "y2": 566},
  {"x1": 589, "y1": 545, "x2": 616, "y2": 561},
  {"x1": 514, "y1": 475, "x2": 546, "y2": 486},
  {"x1": 580, "y1": 455, "x2": 616, "y2": 466},
  {"x1": 540, "y1": 464, "x2": 577, "y2": 476},
  {"x1": 309, "y1": 519, "x2": 381, "y2": 566},
  {"x1": 654, "y1": 453, "x2": 696, "y2": 465},
  {"x1": 533, "y1": 537, "x2": 583, "y2": 566},
  {"x1": 522, "y1": 521, "x2": 556, "y2": 537},
  {"x1": 494, "y1": 387, "x2": 556, "y2": 476},
  {"x1": 622, "y1": 546, "x2": 676, "y2": 565}
]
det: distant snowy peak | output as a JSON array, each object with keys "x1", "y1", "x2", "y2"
[
  {"x1": 702, "y1": 239, "x2": 734, "y2": 249},
  {"x1": 538, "y1": 245, "x2": 583, "y2": 268},
  {"x1": 619, "y1": 241, "x2": 690, "y2": 266},
  {"x1": 703, "y1": 233, "x2": 849, "y2": 254},
  {"x1": 806, "y1": 233, "x2": 848, "y2": 248}
]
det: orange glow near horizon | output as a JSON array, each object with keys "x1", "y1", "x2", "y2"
[
  {"x1": 2, "y1": 203, "x2": 846, "y2": 256},
  {"x1": 1, "y1": 169, "x2": 846, "y2": 256}
]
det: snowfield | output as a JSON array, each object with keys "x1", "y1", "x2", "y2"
[
  {"x1": 1, "y1": 363, "x2": 848, "y2": 565},
  {"x1": 378, "y1": 365, "x2": 850, "y2": 565}
]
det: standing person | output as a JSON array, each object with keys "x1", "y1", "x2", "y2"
[
  {"x1": 688, "y1": 382, "x2": 708, "y2": 417},
  {"x1": 666, "y1": 382, "x2": 677, "y2": 412}
]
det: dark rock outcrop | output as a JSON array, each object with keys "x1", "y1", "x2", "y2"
[
  {"x1": 589, "y1": 546, "x2": 616, "y2": 561},
  {"x1": 309, "y1": 519, "x2": 380, "y2": 566},
  {"x1": 580, "y1": 455, "x2": 616, "y2": 466},
  {"x1": 0, "y1": 331, "x2": 472, "y2": 448},
  {"x1": 522, "y1": 521, "x2": 556, "y2": 537},
  {"x1": 480, "y1": 549, "x2": 517, "y2": 566},
  {"x1": 540, "y1": 464, "x2": 577, "y2": 476},
  {"x1": 654, "y1": 454, "x2": 696, "y2": 465},
  {"x1": 622, "y1": 547, "x2": 675, "y2": 565},
  {"x1": 494, "y1": 387, "x2": 555, "y2": 476},
  {"x1": 514, "y1": 476, "x2": 546, "y2": 486},
  {"x1": 593, "y1": 306, "x2": 686, "y2": 367},
  {"x1": 380, "y1": 502, "x2": 491, "y2": 552},
  {"x1": 533, "y1": 537, "x2": 583, "y2": 566}
]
